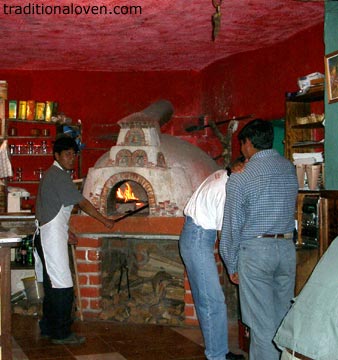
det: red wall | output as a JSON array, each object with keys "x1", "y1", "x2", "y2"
[
  {"x1": 201, "y1": 23, "x2": 324, "y2": 159},
  {"x1": 0, "y1": 70, "x2": 203, "y2": 173},
  {"x1": 0, "y1": 22, "x2": 324, "y2": 175}
]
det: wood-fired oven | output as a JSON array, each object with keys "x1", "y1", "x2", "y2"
[{"x1": 72, "y1": 101, "x2": 231, "y2": 325}]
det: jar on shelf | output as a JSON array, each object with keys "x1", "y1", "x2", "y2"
[
  {"x1": 9, "y1": 127, "x2": 17, "y2": 136},
  {"x1": 34, "y1": 168, "x2": 44, "y2": 180},
  {"x1": 27, "y1": 141, "x2": 34, "y2": 154},
  {"x1": 41, "y1": 140, "x2": 48, "y2": 154},
  {"x1": 16, "y1": 167, "x2": 23, "y2": 181}
]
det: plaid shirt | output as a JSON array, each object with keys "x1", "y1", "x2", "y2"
[{"x1": 219, "y1": 149, "x2": 298, "y2": 275}]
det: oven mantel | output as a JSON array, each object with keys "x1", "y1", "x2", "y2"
[{"x1": 70, "y1": 215, "x2": 184, "y2": 237}]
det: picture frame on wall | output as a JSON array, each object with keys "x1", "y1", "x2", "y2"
[{"x1": 325, "y1": 50, "x2": 338, "y2": 104}]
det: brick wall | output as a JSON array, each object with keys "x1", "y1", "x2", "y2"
[{"x1": 70, "y1": 216, "x2": 232, "y2": 324}]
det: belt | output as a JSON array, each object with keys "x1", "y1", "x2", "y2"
[
  {"x1": 257, "y1": 233, "x2": 293, "y2": 239},
  {"x1": 286, "y1": 348, "x2": 313, "y2": 360}
]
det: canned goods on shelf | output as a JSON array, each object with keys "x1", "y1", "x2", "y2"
[
  {"x1": 26, "y1": 100, "x2": 36, "y2": 121},
  {"x1": 8, "y1": 100, "x2": 17, "y2": 119},
  {"x1": 45, "y1": 101, "x2": 53, "y2": 122},
  {"x1": 35, "y1": 102, "x2": 45, "y2": 121},
  {"x1": 0, "y1": 80, "x2": 8, "y2": 100},
  {"x1": 18, "y1": 100, "x2": 27, "y2": 120}
]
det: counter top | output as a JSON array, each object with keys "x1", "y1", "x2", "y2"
[{"x1": 0, "y1": 213, "x2": 35, "y2": 220}]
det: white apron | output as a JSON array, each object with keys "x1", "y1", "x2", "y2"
[{"x1": 35, "y1": 204, "x2": 74, "y2": 288}]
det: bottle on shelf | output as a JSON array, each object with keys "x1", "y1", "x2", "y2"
[
  {"x1": 15, "y1": 247, "x2": 22, "y2": 263},
  {"x1": 20, "y1": 240, "x2": 27, "y2": 265},
  {"x1": 27, "y1": 238, "x2": 34, "y2": 266},
  {"x1": 16, "y1": 167, "x2": 23, "y2": 182}
]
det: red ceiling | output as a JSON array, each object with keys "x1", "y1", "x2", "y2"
[{"x1": 0, "y1": 0, "x2": 324, "y2": 72}]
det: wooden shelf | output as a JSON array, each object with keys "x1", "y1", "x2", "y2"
[
  {"x1": 8, "y1": 180, "x2": 40, "y2": 184},
  {"x1": 286, "y1": 88, "x2": 324, "y2": 103},
  {"x1": 284, "y1": 89, "x2": 324, "y2": 161},
  {"x1": 10, "y1": 153, "x2": 53, "y2": 156},
  {"x1": 7, "y1": 136, "x2": 53, "y2": 139},
  {"x1": 6, "y1": 119, "x2": 56, "y2": 125},
  {"x1": 292, "y1": 141, "x2": 324, "y2": 148},
  {"x1": 5, "y1": 117, "x2": 82, "y2": 211},
  {"x1": 285, "y1": 89, "x2": 326, "y2": 296},
  {"x1": 10, "y1": 261, "x2": 34, "y2": 270},
  {"x1": 292, "y1": 121, "x2": 324, "y2": 129}
]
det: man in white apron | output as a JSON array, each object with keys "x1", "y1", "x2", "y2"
[{"x1": 34, "y1": 136, "x2": 115, "y2": 345}]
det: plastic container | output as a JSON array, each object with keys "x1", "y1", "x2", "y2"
[{"x1": 22, "y1": 276, "x2": 44, "y2": 303}]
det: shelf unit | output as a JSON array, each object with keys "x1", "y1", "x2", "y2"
[
  {"x1": 284, "y1": 89, "x2": 324, "y2": 244},
  {"x1": 5, "y1": 119, "x2": 81, "y2": 212},
  {"x1": 284, "y1": 89, "x2": 324, "y2": 161},
  {"x1": 284, "y1": 89, "x2": 325, "y2": 296}
]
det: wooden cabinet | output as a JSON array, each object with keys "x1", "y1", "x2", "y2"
[
  {"x1": 284, "y1": 89, "x2": 327, "y2": 294},
  {"x1": 284, "y1": 89, "x2": 324, "y2": 162},
  {"x1": 319, "y1": 190, "x2": 338, "y2": 254},
  {"x1": 295, "y1": 191, "x2": 320, "y2": 294},
  {"x1": 285, "y1": 89, "x2": 325, "y2": 248}
]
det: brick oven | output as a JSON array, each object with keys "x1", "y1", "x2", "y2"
[
  {"x1": 70, "y1": 101, "x2": 233, "y2": 326},
  {"x1": 82, "y1": 100, "x2": 219, "y2": 217}
]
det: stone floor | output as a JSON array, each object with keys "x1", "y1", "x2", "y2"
[{"x1": 12, "y1": 314, "x2": 248, "y2": 360}]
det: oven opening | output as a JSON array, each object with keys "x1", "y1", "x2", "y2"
[{"x1": 107, "y1": 180, "x2": 149, "y2": 216}]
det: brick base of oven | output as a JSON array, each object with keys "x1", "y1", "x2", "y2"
[{"x1": 70, "y1": 215, "x2": 238, "y2": 325}]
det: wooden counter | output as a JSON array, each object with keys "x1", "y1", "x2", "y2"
[
  {"x1": 0, "y1": 214, "x2": 35, "y2": 240},
  {"x1": 0, "y1": 214, "x2": 32, "y2": 360},
  {"x1": 0, "y1": 239, "x2": 21, "y2": 360}
]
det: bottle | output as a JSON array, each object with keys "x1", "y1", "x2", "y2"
[
  {"x1": 41, "y1": 140, "x2": 48, "y2": 154},
  {"x1": 26, "y1": 236, "x2": 34, "y2": 266},
  {"x1": 21, "y1": 238, "x2": 27, "y2": 265},
  {"x1": 15, "y1": 247, "x2": 22, "y2": 263},
  {"x1": 27, "y1": 246, "x2": 34, "y2": 266},
  {"x1": 16, "y1": 167, "x2": 23, "y2": 182}
]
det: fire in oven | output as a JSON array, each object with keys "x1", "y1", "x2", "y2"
[{"x1": 106, "y1": 180, "x2": 149, "y2": 217}]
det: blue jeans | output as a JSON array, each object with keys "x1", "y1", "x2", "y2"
[
  {"x1": 179, "y1": 216, "x2": 228, "y2": 360},
  {"x1": 238, "y1": 237, "x2": 296, "y2": 360}
]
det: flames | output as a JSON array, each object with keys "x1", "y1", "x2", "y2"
[{"x1": 116, "y1": 182, "x2": 139, "y2": 202}]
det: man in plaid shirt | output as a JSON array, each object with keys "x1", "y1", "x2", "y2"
[{"x1": 220, "y1": 119, "x2": 298, "y2": 360}]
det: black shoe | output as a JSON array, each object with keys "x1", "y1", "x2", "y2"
[
  {"x1": 51, "y1": 333, "x2": 86, "y2": 345},
  {"x1": 226, "y1": 352, "x2": 245, "y2": 360}
]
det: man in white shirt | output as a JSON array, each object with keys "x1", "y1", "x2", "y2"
[{"x1": 179, "y1": 158, "x2": 245, "y2": 360}]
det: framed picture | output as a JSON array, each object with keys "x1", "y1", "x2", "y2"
[{"x1": 325, "y1": 50, "x2": 338, "y2": 104}]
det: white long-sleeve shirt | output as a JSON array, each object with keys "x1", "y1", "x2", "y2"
[{"x1": 183, "y1": 170, "x2": 228, "y2": 231}]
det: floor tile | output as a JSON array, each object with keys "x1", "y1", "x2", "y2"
[
  {"x1": 66, "y1": 335, "x2": 115, "y2": 356},
  {"x1": 13, "y1": 338, "x2": 29, "y2": 360},
  {"x1": 12, "y1": 314, "x2": 248, "y2": 360},
  {"x1": 75, "y1": 353, "x2": 127, "y2": 360}
]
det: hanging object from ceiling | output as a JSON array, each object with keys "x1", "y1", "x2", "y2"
[{"x1": 212, "y1": 0, "x2": 222, "y2": 41}]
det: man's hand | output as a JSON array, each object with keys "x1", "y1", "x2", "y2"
[
  {"x1": 230, "y1": 272, "x2": 239, "y2": 285},
  {"x1": 103, "y1": 218, "x2": 115, "y2": 229},
  {"x1": 78, "y1": 198, "x2": 116, "y2": 229},
  {"x1": 68, "y1": 231, "x2": 78, "y2": 245}
]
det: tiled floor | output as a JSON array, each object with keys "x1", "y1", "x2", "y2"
[{"x1": 12, "y1": 314, "x2": 247, "y2": 360}]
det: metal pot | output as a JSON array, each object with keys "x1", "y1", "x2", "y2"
[
  {"x1": 41, "y1": 128, "x2": 50, "y2": 137},
  {"x1": 30, "y1": 128, "x2": 40, "y2": 136},
  {"x1": 9, "y1": 127, "x2": 17, "y2": 136}
]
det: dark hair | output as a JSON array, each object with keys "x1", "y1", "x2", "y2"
[
  {"x1": 226, "y1": 155, "x2": 246, "y2": 176},
  {"x1": 238, "y1": 119, "x2": 274, "y2": 150},
  {"x1": 53, "y1": 135, "x2": 79, "y2": 155}
]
